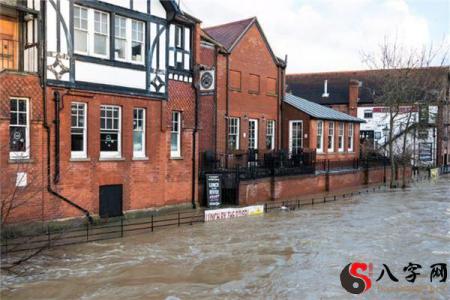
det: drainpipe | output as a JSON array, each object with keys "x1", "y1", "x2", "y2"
[
  {"x1": 225, "y1": 54, "x2": 230, "y2": 168},
  {"x1": 41, "y1": 1, "x2": 92, "y2": 223},
  {"x1": 190, "y1": 25, "x2": 198, "y2": 209}
]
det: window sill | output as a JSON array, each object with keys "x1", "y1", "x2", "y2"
[
  {"x1": 99, "y1": 157, "x2": 126, "y2": 161},
  {"x1": 170, "y1": 156, "x2": 183, "y2": 160},
  {"x1": 9, "y1": 158, "x2": 33, "y2": 164},
  {"x1": 70, "y1": 157, "x2": 91, "y2": 162},
  {"x1": 132, "y1": 156, "x2": 149, "y2": 161}
]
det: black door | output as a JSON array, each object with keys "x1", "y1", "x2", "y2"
[{"x1": 99, "y1": 185, "x2": 123, "y2": 218}]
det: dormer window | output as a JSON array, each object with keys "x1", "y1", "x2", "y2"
[{"x1": 322, "y1": 80, "x2": 329, "y2": 98}]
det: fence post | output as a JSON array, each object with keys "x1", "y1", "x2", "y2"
[
  {"x1": 178, "y1": 212, "x2": 181, "y2": 227},
  {"x1": 120, "y1": 217, "x2": 124, "y2": 237},
  {"x1": 151, "y1": 215, "x2": 154, "y2": 232}
]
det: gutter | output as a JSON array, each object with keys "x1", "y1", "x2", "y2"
[
  {"x1": 40, "y1": 1, "x2": 92, "y2": 223},
  {"x1": 190, "y1": 26, "x2": 199, "y2": 209}
]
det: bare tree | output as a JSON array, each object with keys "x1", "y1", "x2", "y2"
[{"x1": 362, "y1": 38, "x2": 448, "y2": 188}]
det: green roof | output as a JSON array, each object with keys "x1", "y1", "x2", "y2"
[{"x1": 284, "y1": 93, "x2": 365, "y2": 123}]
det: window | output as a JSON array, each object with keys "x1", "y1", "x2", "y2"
[
  {"x1": 289, "y1": 120, "x2": 303, "y2": 154},
  {"x1": 338, "y1": 122, "x2": 344, "y2": 152},
  {"x1": 230, "y1": 70, "x2": 241, "y2": 91},
  {"x1": 316, "y1": 120, "x2": 323, "y2": 153},
  {"x1": 71, "y1": 102, "x2": 87, "y2": 158},
  {"x1": 419, "y1": 105, "x2": 429, "y2": 124},
  {"x1": 266, "y1": 77, "x2": 277, "y2": 96},
  {"x1": 131, "y1": 20, "x2": 144, "y2": 62},
  {"x1": 74, "y1": 6, "x2": 109, "y2": 57},
  {"x1": 374, "y1": 131, "x2": 381, "y2": 140},
  {"x1": 9, "y1": 98, "x2": 29, "y2": 159},
  {"x1": 94, "y1": 10, "x2": 109, "y2": 56},
  {"x1": 249, "y1": 74, "x2": 260, "y2": 94},
  {"x1": 248, "y1": 119, "x2": 258, "y2": 150},
  {"x1": 133, "y1": 108, "x2": 146, "y2": 158},
  {"x1": 74, "y1": 6, "x2": 88, "y2": 53},
  {"x1": 100, "y1": 105, "x2": 121, "y2": 158},
  {"x1": 363, "y1": 109, "x2": 373, "y2": 119},
  {"x1": 114, "y1": 16, "x2": 127, "y2": 59},
  {"x1": 171, "y1": 111, "x2": 181, "y2": 158},
  {"x1": 328, "y1": 122, "x2": 334, "y2": 152},
  {"x1": 348, "y1": 123, "x2": 354, "y2": 152},
  {"x1": 266, "y1": 120, "x2": 275, "y2": 150},
  {"x1": 175, "y1": 25, "x2": 183, "y2": 49},
  {"x1": 418, "y1": 129, "x2": 428, "y2": 140},
  {"x1": 228, "y1": 117, "x2": 240, "y2": 151}
]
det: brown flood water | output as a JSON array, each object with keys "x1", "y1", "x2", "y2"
[{"x1": 1, "y1": 176, "x2": 450, "y2": 299}]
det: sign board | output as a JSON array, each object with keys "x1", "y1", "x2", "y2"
[
  {"x1": 430, "y1": 168, "x2": 439, "y2": 179},
  {"x1": 419, "y1": 143, "x2": 432, "y2": 162},
  {"x1": 206, "y1": 174, "x2": 222, "y2": 208},
  {"x1": 205, "y1": 205, "x2": 265, "y2": 222}
]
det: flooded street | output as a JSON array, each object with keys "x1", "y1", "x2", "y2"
[{"x1": 1, "y1": 176, "x2": 450, "y2": 299}]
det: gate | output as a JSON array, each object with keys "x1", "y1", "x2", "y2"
[
  {"x1": 99, "y1": 184, "x2": 123, "y2": 218},
  {"x1": 221, "y1": 171, "x2": 239, "y2": 205}
]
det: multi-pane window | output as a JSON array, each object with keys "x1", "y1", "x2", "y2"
[
  {"x1": 338, "y1": 122, "x2": 344, "y2": 152},
  {"x1": 266, "y1": 120, "x2": 275, "y2": 150},
  {"x1": 71, "y1": 102, "x2": 87, "y2": 158},
  {"x1": 363, "y1": 109, "x2": 373, "y2": 119},
  {"x1": 317, "y1": 120, "x2": 323, "y2": 152},
  {"x1": 328, "y1": 122, "x2": 334, "y2": 152},
  {"x1": 175, "y1": 25, "x2": 183, "y2": 48},
  {"x1": 228, "y1": 117, "x2": 240, "y2": 150},
  {"x1": 348, "y1": 123, "x2": 354, "y2": 152},
  {"x1": 94, "y1": 10, "x2": 109, "y2": 56},
  {"x1": 133, "y1": 108, "x2": 146, "y2": 158},
  {"x1": 171, "y1": 111, "x2": 181, "y2": 158},
  {"x1": 289, "y1": 120, "x2": 303, "y2": 155},
  {"x1": 100, "y1": 105, "x2": 121, "y2": 158},
  {"x1": 74, "y1": 6, "x2": 88, "y2": 53},
  {"x1": 114, "y1": 16, "x2": 127, "y2": 59},
  {"x1": 131, "y1": 20, "x2": 144, "y2": 62},
  {"x1": 9, "y1": 98, "x2": 29, "y2": 159},
  {"x1": 248, "y1": 119, "x2": 258, "y2": 150}
]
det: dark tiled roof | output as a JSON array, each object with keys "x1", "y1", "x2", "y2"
[
  {"x1": 204, "y1": 17, "x2": 256, "y2": 51},
  {"x1": 284, "y1": 93, "x2": 365, "y2": 123},
  {"x1": 286, "y1": 67, "x2": 449, "y2": 105}
]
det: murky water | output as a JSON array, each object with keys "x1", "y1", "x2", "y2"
[{"x1": 1, "y1": 177, "x2": 450, "y2": 299}]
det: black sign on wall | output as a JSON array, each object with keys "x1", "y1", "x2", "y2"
[
  {"x1": 206, "y1": 174, "x2": 222, "y2": 208},
  {"x1": 419, "y1": 143, "x2": 432, "y2": 162}
]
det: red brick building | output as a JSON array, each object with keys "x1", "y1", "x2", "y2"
[
  {"x1": 0, "y1": 0, "x2": 202, "y2": 224},
  {"x1": 282, "y1": 93, "x2": 364, "y2": 161},
  {"x1": 198, "y1": 17, "x2": 286, "y2": 168}
]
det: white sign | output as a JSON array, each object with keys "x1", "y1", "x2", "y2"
[{"x1": 205, "y1": 205, "x2": 264, "y2": 222}]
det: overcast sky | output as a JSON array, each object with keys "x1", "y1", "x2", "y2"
[{"x1": 180, "y1": 0, "x2": 449, "y2": 73}]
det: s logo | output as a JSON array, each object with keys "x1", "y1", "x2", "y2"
[{"x1": 340, "y1": 262, "x2": 372, "y2": 294}]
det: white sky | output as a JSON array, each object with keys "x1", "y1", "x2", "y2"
[{"x1": 180, "y1": 0, "x2": 449, "y2": 73}]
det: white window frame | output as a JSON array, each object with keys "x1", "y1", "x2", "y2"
[
  {"x1": 114, "y1": 15, "x2": 128, "y2": 60},
  {"x1": 133, "y1": 108, "x2": 146, "y2": 158},
  {"x1": 131, "y1": 19, "x2": 145, "y2": 63},
  {"x1": 317, "y1": 120, "x2": 323, "y2": 153},
  {"x1": 100, "y1": 105, "x2": 121, "y2": 159},
  {"x1": 9, "y1": 98, "x2": 30, "y2": 160},
  {"x1": 289, "y1": 120, "x2": 303, "y2": 154},
  {"x1": 328, "y1": 121, "x2": 334, "y2": 152},
  {"x1": 71, "y1": 102, "x2": 87, "y2": 159},
  {"x1": 228, "y1": 117, "x2": 240, "y2": 150},
  {"x1": 74, "y1": 5, "x2": 88, "y2": 55},
  {"x1": 338, "y1": 122, "x2": 344, "y2": 152},
  {"x1": 171, "y1": 111, "x2": 181, "y2": 158},
  {"x1": 348, "y1": 123, "x2": 354, "y2": 152},
  {"x1": 266, "y1": 120, "x2": 275, "y2": 150},
  {"x1": 248, "y1": 119, "x2": 258, "y2": 150},
  {"x1": 74, "y1": 5, "x2": 110, "y2": 59},
  {"x1": 114, "y1": 16, "x2": 145, "y2": 64}
]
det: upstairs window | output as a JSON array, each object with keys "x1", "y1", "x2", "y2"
[
  {"x1": 10, "y1": 98, "x2": 30, "y2": 159},
  {"x1": 266, "y1": 120, "x2": 275, "y2": 150},
  {"x1": 228, "y1": 117, "x2": 240, "y2": 151},
  {"x1": 74, "y1": 6, "x2": 88, "y2": 53},
  {"x1": 328, "y1": 122, "x2": 334, "y2": 152},
  {"x1": 133, "y1": 108, "x2": 146, "y2": 158},
  {"x1": 338, "y1": 122, "x2": 344, "y2": 152},
  {"x1": 317, "y1": 120, "x2": 323, "y2": 153},
  {"x1": 100, "y1": 105, "x2": 121, "y2": 158},
  {"x1": 74, "y1": 6, "x2": 109, "y2": 58},
  {"x1": 171, "y1": 111, "x2": 181, "y2": 158},
  {"x1": 175, "y1": 25, "x2": 183, "y2": 49},
  {"x1": 71, "y1": 102, "x2": 87, "y2": 158},
  {"x1": 131, "y1": 20, "x2": 144, "y2": 62},
  {"x1": 364, "y1": 109, "x2": 373, "y2": 119},
  {"x1": 114, "y1": 16, "x2": 127, "y2": 59},
  {"x1": 94, "y1": 10, "x2": 109, "y2": 56}
]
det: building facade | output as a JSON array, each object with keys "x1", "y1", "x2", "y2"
[{"x1": 0, "y1": 0, "x2": 202, "y2": 223}]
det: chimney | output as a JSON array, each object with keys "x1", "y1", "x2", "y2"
[{"x1": 348, "y1": 79, "x2": 360, "y2": 117}]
